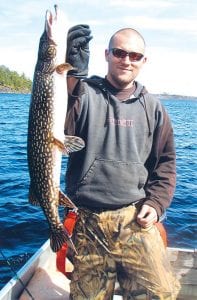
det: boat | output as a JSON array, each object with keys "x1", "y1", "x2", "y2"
[{"x1": 0, "y1": 239, "x2": 196, "y2": 300}]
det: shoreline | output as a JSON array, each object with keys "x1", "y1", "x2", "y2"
[
  {"x1": 154, "y1": 94, "x2": 197, "y2": 101},
  {"x1": 1, "y1": 93, "x2": 195, "y2": 100},
  {"x1": 0, "y1": 87, "x2": 196, "y2": 100},
  {"x1": 0, "y1": 86, "x2": 31, "y2": 94}
]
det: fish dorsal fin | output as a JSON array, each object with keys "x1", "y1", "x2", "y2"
[
  {"x1": 28, "y1": 184, "x2": 40, "y2": 206},
  {"x1": 64, "y1": 135, "x2": 85, "y2": 154}
]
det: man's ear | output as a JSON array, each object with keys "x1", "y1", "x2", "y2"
[
  {"x1": 105, "y1": 49, "x2": 110, "y2": 62},
  {"x1": 142, "y1": 56, "x2": 147, "y2": 64}
]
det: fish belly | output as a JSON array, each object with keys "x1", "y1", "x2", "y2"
[{"x1": 27, "y1": 6, "x2": 79, "y2": 252}]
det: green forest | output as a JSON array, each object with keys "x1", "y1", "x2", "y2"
[{"x1": 0, "y1": 65, "x2": 32, "y2": 93}]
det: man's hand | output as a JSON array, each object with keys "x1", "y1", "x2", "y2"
[
  {"x1": 66, "y1": 24, "x2": 93, "y2": 78},
  {"x1": 136, "y1": 204, "x2": 158, "y2": 228}
]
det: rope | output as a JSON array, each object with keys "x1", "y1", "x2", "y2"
[{"x1": 0, "y1": 248, "x2": 35, "y2": 300}]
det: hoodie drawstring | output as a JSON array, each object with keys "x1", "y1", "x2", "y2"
[{"x1": 139, "y1": 95, "x2": 152, "y2": 137}]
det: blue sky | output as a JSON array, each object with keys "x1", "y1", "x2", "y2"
[{"x1": 0, "y1": 0, "x2": 196, "y2": 96}]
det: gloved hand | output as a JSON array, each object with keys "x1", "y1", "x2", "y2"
[{"x1": 66, "y1": 24, "x2": 93, "y2": 78}]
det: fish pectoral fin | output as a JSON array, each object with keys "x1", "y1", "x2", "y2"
[
  {"x1": 55, "y1": 63, "x2": 73, "y2": 74},
  {"x1": 28, "y1": 185, "x2": 40, "y2": 206},
  {"x1": 64, "y1": 135, "x2": 85, "y2": 154},
  {"x1": 59, "y1": 191, "x2": 78, "y2": 210},
  {"x1": 53, "y1": 135, "x2": 85, "y2": 155}
]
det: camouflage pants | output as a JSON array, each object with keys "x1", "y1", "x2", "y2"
[{"x1": 70, "y1": 205, "x2": 180, "y2": 300}]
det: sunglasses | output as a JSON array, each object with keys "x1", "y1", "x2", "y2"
[{"x1": 109, "y1": 48, "x2": 144, "y2": 62}]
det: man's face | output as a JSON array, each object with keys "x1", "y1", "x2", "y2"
[{"x1": 105, "y1": 31, "x2": 147, "y2": 89}]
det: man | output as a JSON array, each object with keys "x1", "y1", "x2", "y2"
[{"x1": 65, "y1": 25, "x2": 180, "y2": 299}]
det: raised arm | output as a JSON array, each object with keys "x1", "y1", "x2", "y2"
[{"x1": 66, "y1": 24, "x2": 92, "y2": 94}]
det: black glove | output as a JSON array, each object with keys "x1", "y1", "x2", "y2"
[{"x1": 66, "y1": 24, "x2": 93, "y2": 78}]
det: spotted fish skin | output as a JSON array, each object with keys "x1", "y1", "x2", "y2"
[{"x1": 27, "y1": 6, "x2": 84, "y2": 253}]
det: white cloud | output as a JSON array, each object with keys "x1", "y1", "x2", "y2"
[
  {"x1": 109, "y1": 0, "x2": 174, "y2": 8},
  {"x1": 123, "y1": 16, "x2": 197, "y2": 34},
  {"x1": 0, "y1": 0, "x2": 196, "y2": 96},
  {"x1": 0, "y1": 46, "x2": 37, "y2": 79},
  {"x1": 138, "y1": 46, "x2": 197, "y2": 96}
]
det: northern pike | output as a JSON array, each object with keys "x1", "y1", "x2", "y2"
[{"x1": 27, "y1": 5, "x2": 84, "y2": 252}]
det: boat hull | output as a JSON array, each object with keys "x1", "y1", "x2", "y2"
[{"x1": 0, "y1": 240, "x2": 196, "y2": 300}]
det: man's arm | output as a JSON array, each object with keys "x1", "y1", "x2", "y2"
[
  {"x1": 137, "y1": 107, "x2": 176, "y2": 227},
  {"x1": 67, "y1": 77, "x2": 79, "y2": 95}
]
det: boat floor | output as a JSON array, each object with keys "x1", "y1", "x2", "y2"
[
  {"x1": 19, "y1": 264, "x2": 71, "y2": 299},
  {"x1": 19, "y1": 246, "x2": 197, "y2": 300},
  {"x1": 1, "y1": 240, "x2": 196, "y2": 300}
]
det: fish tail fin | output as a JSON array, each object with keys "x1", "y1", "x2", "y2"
[
  {"x1": 50, "y1": 225, "x2": 77, "y2": 253},
  {"x1": 59, "y1": 191, "x2": 78, "y2": 210},
  {"x1": 64, "y1": 135, "x2": 85, "y2": 154}
]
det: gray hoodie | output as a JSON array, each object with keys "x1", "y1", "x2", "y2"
[{"x1": 65, "y1": 76, "x2": 176, "y2": 217}]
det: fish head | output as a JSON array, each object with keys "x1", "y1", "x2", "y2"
[
  {"x1": 35, "y1": 5, "x2": 70, "y2": 73},
  {"x1": 45, "y1": 5, "x2": 69, "y2": 48}
]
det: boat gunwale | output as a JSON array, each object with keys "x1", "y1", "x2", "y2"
[
  {"x1": 0, "y1": 240, "x2": 196, "y2": 299},
  {"x1": 0, "y1": 240, "x2": 50, "y2": 300}
]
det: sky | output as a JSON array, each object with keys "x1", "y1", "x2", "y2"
[{"x1": 0, "y1": 0, "x2": 197, "y2": 97}]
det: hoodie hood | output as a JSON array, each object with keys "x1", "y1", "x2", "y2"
[
  {"x1": 83, "y1": 76, "x2": 151, "y2": 136},
  {"x1": 84, "y1": 75, "x2": 147, "y2": 98}
]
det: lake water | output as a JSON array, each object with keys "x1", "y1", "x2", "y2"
[{"x1": 0, "y1": 93, "x2": 196, "y2": 289}]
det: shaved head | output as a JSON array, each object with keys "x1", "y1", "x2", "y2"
[{"x1": 108, "y1": 28, "x2": 146, "y2": 53}]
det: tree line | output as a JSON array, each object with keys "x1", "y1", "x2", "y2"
[{"x1": 0, "y1": 65, "x2": 32, "y2": 93}]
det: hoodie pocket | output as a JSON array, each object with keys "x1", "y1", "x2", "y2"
[{"x1": 77, "y1": 158, "x2": 147, "y2": 202}]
